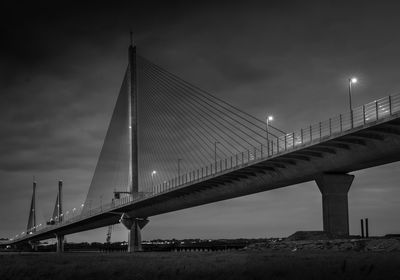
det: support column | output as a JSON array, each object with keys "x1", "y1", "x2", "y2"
[
  {"x1": 316, "y1": 173, "x2": 354, "y2": 236},
  {"x1": 128, "y1": 220, "x2": 142, "y2": 252},
  {"x1": 120, "y1": 213, "x2": 149, "y2": 252},
  {"x1": 56, "y1": 234, "x2": 64, "y2": 253}
]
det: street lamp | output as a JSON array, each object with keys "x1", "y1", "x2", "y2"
[
  {"x1": 348, "y1": 77, "x2": 357, "y2": 110},
  {"x1": 266, "y1": 115, "x2": 273, "y2": 156},
  {"x1": 151, "y1": 170, "x2": 157, "y2": 192},
  {"x1": 349, "y1": 77, "x2": 357, "y2": 128},
  {"x1": 214, "y1": 141, "x2": 221, "y2": 173}
]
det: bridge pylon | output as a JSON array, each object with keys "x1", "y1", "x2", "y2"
[
  {"x1": 124, "y1": 35, "x2": 149, "y2": 252},
  {"x1": 55, "y1": 180, "x2": 64, "y2": 252},
  {"x1": 128, "y1": 36, "x2": 138, "y2": 196},
  {"x1": 27, "y1": 180, "x2": 37, "y2": 234},
  {"x1": 27, "y1": 179, "x2": 38, "y2": 250}
]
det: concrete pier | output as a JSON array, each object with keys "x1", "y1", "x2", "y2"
[
  {"x1": 128, "y1": 220, "x2": 142, "y2": 252},
  {"x1": 128, "y1": 218, "x2": 149, "y2": 252},
  {"x1": 120, "y1": 213, "x2": 149, "y2": 252},
  {"x1": 56, "y1": 234, "x2": 64, "y2": 253},
  {"x1": 316, "y1": 173, "x2": 354, "y2": 236}
]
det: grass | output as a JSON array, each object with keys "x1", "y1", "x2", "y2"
[{"x1": 0, "y1": 250, "x2": 400, "y2": 280}]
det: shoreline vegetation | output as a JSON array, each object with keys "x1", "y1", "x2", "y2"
[
  {"x1": 1, "y1": 250, "x2": 400, "y2": 280},
  {"x1": 1, "y1": 235, "x2": 400, "y2": 280}
]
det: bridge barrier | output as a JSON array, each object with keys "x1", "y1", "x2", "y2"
[{"x1": 152, "y1": 94, "x2": 400, "y2": 195}]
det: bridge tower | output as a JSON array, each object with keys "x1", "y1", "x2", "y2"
[
  {"x1": 129, "y1": 31, "x2": 138, "y2": 196},
  {"x1": 124, "y1": 33, "x2": 149, "y2": 253},
  {"x1": 56, "y1": 180, "x2": 64, "y2": 253},
  {"x1": 26, "y1": 180, "x2": 36, "y2": 234},
  {"x1": 27, "y1": 179, "x2": 40, "y2": 251}
]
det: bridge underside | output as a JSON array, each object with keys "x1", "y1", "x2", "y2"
[{"x1": 9, "y1": 117, "x2": 400, "y2": 245}]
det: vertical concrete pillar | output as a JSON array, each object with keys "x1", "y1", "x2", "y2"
[
  {"x1": 56, "y1": 234, "x2": 64, "y2": 253},
  {"x1": 128, "y1": 220, "x2": 142, "y2": 253},
  {"x1": 119, "y1": 213, "x2": 149, "y2": 253},
  {"x1": 316, "y1": 173, "x2": 354, "y2": 236}
]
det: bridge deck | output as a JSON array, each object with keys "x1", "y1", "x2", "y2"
[{"x1": 6, "y1": 94, "x2": 400, "y2": 244}]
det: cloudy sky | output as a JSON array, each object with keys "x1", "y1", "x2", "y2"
[{"x1": 1, "y1": 0, "x2": 400, "y2": 242}]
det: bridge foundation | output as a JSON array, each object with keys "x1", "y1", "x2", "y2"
[
  {"x1": 120, "y1": 213, "x2": 149, "y2": 252},
  {"x1": 316, "y1": 173, "x2": 354, "y2": 236},
  {"x1": 56, "y1": 234, "x2": 64, "y2": 253}
]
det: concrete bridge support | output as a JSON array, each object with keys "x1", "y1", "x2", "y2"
[
  {"x1": 316, "y1": 173, "x2": 354, "y2": 236},
  {"x1": 128, "y1": 219, "x2": 144, "y2": 252},
  {"x1": 56, "y1": 234, "x2": 64, "y2": 253},
  {"x1": 120, "y1": 213, "x2": 149, "y2": 252}
]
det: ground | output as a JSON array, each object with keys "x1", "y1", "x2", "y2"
[{"x1": 1, "y1": 250, "x2": 400, "y2": 280}]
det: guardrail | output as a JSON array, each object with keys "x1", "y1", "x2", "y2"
[{"x1": 150, "y1": 94, "x2": 400, "y2": 194}]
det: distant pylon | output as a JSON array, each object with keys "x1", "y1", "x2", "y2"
[
  {"x1": 50, "y1": 180, "x2": 63, "y2": 224},
  {"x1": 26, "y1": 179, "x2": 36, "y2": 234},
  {"x1": 58, "y1": 180, "x2": 63, "y2": 223}
]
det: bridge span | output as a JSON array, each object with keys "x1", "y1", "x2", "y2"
[
  {"x1": 4, "y1": 42, "x2": 400, "y2": 252},
  {"x1": 7, "y1": 94, "x2": 400, "y2": 251}
]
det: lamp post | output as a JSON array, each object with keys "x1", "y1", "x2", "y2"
[
  {"x1": 151, "y1": 170, "x2": 157, "y2": 192},
  {"x1": 266, "y1": 115, "x2": 273, "y2": 156},
  {"x1": 348, "y1": 77, "x2": 357, "y2": 128},
  {"x1": 214, "y1": 141, "x2": 220, "y2": 173}
]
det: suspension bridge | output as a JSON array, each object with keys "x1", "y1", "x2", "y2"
[{"x1": 4, "y1": 40, "x2": 400, "y2": 252}]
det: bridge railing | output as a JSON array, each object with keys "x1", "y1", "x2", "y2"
[
  {"x1": 273, "y1": 94, "x2": 398, "y2": 152},
  {"x1": 150, "y1": 94, "x2": 400, "y2": 196}
]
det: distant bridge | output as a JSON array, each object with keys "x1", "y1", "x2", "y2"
[{"x1": 5, "y1": 41, "x2": 400, "y2": 252}]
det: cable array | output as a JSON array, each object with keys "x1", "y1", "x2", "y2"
[
  {"x1": 137, "y1": 56, "x2": 284, "y2": 190},
  {"x1": 82, "y1": 55, "x2": 286, "y2": 212}
]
